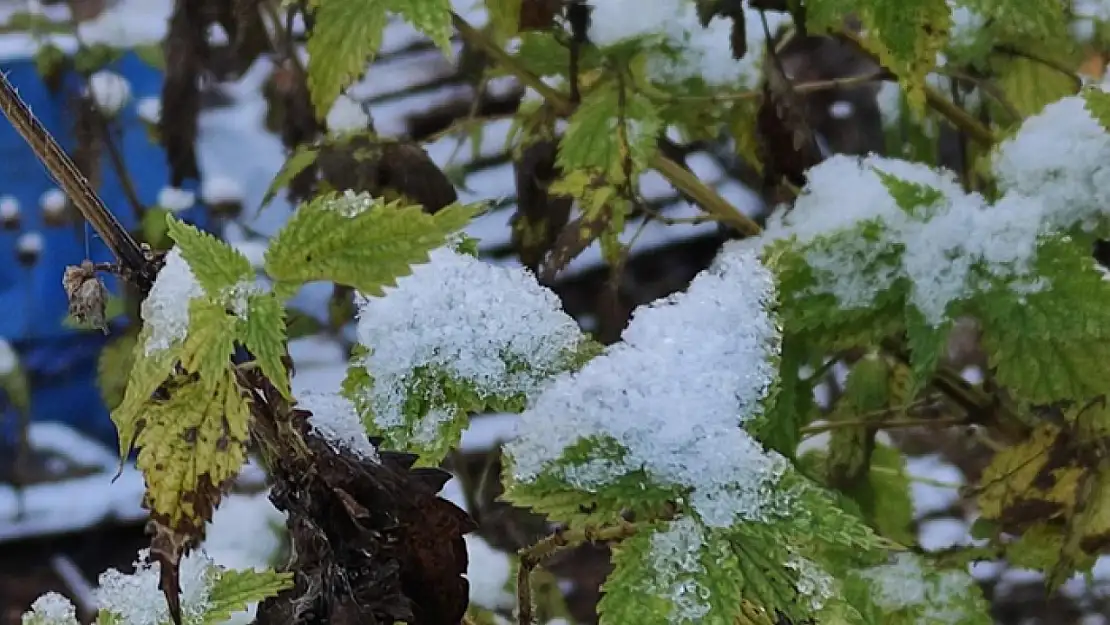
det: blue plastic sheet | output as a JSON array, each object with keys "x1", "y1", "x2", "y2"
[{"x1": 0, "y1": 51, "x2": 206, "y2": 447}]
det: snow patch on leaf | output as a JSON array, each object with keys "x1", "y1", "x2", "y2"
[
  {"x1": 95, "y1": 549, "x2": 213, "y2": 625},
  {"x1": 141, "y1": 247, "x2": 203, "y2": 354},
  {"x1": 299, "y1": 390, "x2": 380, "y2": 462}
]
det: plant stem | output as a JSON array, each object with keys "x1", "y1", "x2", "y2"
[
  {"x1": 516, "y1": 521, "x2": 638, "y2": 624},
  {"x1": 801, "y1": 415, "x2": 968, "y2": 435},
  {"x1": 450, "y1": 12, "x2": 763, "y2": 236}
]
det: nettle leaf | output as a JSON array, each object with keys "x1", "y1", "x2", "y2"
[
  {"x1": 807, "y1": 0, "x2": 951, "y2": 112},
  {"x1": 973, "y1": 236, "x2": 1110, "y2": 404},
  {"x1": 180, "y1": 298, "x2": 240, "y2": 395},
  {"x1": 598, "y1": 517, "x2": 747, "y2": 625},
  {"x1": 846, "y1": 553, "x2": 992, "y2": 624},
  {"x1": 991, "y1": 51, "x2": 1079, "y2": 121},
  {"x1": 243, "y1": 292, "x2": 291, "y2": 399},
  {"x1": 201, "y1": 568, "x2": 294, "y2": 624},
  {"x1": 166, "y1": 216, "x2": 253, "y2": 295},
  {"x1": 1084, "y1": 86, "x2": 1110, "y2": 131},
  {"x1": 264, "y1": 192, "x2": 475, "y2": 296},
  {"x1": 557, "y1": 79, "x2": 663, "y2": 175},
  {"x1": 262, "y1": 146, "x2": 319, "y2": 208},
  {"x1": 826, "y1": 354, "x2": 889, "y2": 492},
  {"x1": 749, "y1": 335, "x2": 813, "y2": 457},
  {"x1": 306, "y1": 0, "x2": 388, "y2": 117},
  {"x1": 111, "y1": 325, "x2": 181, "y2": 457},
  {"x1": 136, "y1": 368, "x2": 250, "y2": 541}
]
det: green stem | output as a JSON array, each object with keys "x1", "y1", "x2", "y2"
[{"x1": 450, "y1": 12, "x2": 763, "y2": 236}]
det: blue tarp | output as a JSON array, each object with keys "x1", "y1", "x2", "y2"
[{"x1": 0, "y1": 51, "x2": 206, "y2": 448}]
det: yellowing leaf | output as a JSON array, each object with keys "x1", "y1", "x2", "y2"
[
  {"x1": 180, "y1": 299, "x2": 239, "y2": 396},
  {"x1": 976, "y1": 424, "x2": 1083, "y2": 527},
  {"x1": 136, "y1": 369, "x2": 250, "y2": 535},
  {"x1": 112, "y1": 325, "x2": 180, "y2": 457},
  {"x1": 264, "y1": 193, "x2": 475, "y2": 296}
]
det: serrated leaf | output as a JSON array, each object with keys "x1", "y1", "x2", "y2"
[
  {"x1": 262, "y1": 147, "x2": 319, "y2": 208},
  {"x1": 976, "y1": 423, "x2": 1083, "y2": 529},
  {"x1": 557, "y1": 80, "x2": 662, "y2": 176},
  {"x1": 112, "y1": 325, "x2": 180, "y2": 457},
  {"x1": 974, "y1": 236, "x2": 1110, "y2": 404},
  {"x1": 201, "y1": 568, "x2": 294, "y2": 624},
  {"x1": 243, "y1": 293, "x2": 291, "y2": 399},
  {"x1": 1084, "y1": 85, "x2": 1110, "y2": 131},
  {"x1": 390, "y1": 0, "x2": 453, "y2": 55},
  {"x1": 166, "y1": 216, "x2": 253, "y2": 295},
  {"x1": 807, "y1": 0, "x2": 951, "y2": 112},
  {"x1": 180, "y1": 299, "x2": 239, "y2": 396},
  {"x1": 826, "y1": 355, "x2": 889, "y2": 492},
  {"x1": 136, "y1": 369, "x2": 250, "y2": 536},
  {"x1": 748, "y1": 334, "x2": 812, "y2": 457},
  {"x1": 903, "y1": 306, "x2": 950, "y2": 394},
  {"x1": 992, "y1": 52, "x2": 1079, "y2": 121},
  {"x1": 306, "y1": 0, "x2": 388, "y2": 117},
  {"x1": 845, "y1": 553, "x2": 992, "y2": 625},
  {"x1": 264, "y1": 192, "x2": 475, "y2": 296}
]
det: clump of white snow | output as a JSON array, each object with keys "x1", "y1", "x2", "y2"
[
  {"x1": 157, "y1": 186, "x2": 197, "y2": 212},
  {"x1": 95, "y1": 549, "x2": 213, "y2": 625},
  {"x1": 856, "y1": 553, "x2": 980, "y2": 622},
  {"x1": 86, "y1": 70, "x2": 131, "y2": 116},
  {"x1": 465, "y1": 535, "x2": 513, "y2": 610},
  {"x1": 39, "y1": 188, "x2": 66, "y2": 216},
  {"x1": 201, "y1": 175, "x2": 245, "y2": 205},
  {"x1": 646, "y1": 516, "x2": 711, "y2": 622},
  {"x1": 298, "y1": 390, "x2": 380, "y2": 462},
  {"x1": 354, "y1": 246, "x2": 584, "y2": 431},
  {"x1": 17, "y1": 231, "x2": 43, "y2": 255},
  {"x1": 786, "y1": 553, "x2": 836, "y2": 611},
  {"x1": 22, "y1": 592, "x2": 78, "y2": 624},
  {"x1": 0, "y1": 195, "x2": 19, "y2": 220},
  {"x1": 141, "y1": 247, "x2": 203, "y2": 354},
  {"x1": 586, "y1": 0, "x2": 789, "y2": 87},
  {"x1": 0, "y1": 338, "x2": 16, "y2": 376},
  {"x1": 506, "y1": 247, "x2": 786, "y2": 527},
  {"x1": 326, "y1": 94, "x2": 370, "y2": 133},
  {"x1": 137, "y1": 97, "x2": 161, "y2": 123},
  {"x1": 76, "y1": 0, "x2": 171, "y2": 48}
]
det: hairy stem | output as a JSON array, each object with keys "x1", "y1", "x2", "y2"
[{"x1": 450, "y1": 12, "x2": 762, "y2": 235}]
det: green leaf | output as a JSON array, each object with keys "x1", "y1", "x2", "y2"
[
  {"x1": 97, "y1": 330, "x2": 138, "y2": 411},
  {"x1": 262, "y1": 147, "x2": 319, "y2": 208},
  {"x1": 845, "y1": 553, "x2": 992, "y2": 625},
  {"x1": 826, "y1": 355, "x2": 889, "y2": 492},
  {"x1": 180, "y1": 299, "x2": 240, "y2": 395},
  {"x1": 807, "y1": 0, "x2": 951, "y2": 112},
  {"x1": 557, "y1": 80, "x2": 662, "y2": 176},
  {"x1": 243, "y1": 293, "x2": 292, "y2": 399},
  {"x1": 598, "y1": 517, "x2": 747, "y2": 625},
  {"x1": 306, "y1": 0, "x2": 388, "y2": 117},
  {"x1": 974, "y1": 236, "x2": 1110, "y2": 403},
  {"x1": 390, "y1": 0, "x2": 453, "y2": 56},
  {"x1": 132, "y1": 42, "x2": 166, "y2": 70},
  {"x1": 903, "y1": 307, "x2": 950, "y2": 395},
  {"x1": 166, "y1": 216, "x2": 253, "y2": 295},
  {"x1": 847, "y1": 444, "x2": 916, "y2": 545},
  {"x1": 992, "y1": 52, "x2": 1079, "y2": 121},
  {"x1": 1084, "y1": 86, "x2": 1110, "y2": 132},
  {"x1": 748, "y1": 334, "x2": 812, "y2": 457},
  {"x1": 264, "y1": 193, "x2": 475, "y2": 296},
  {"x1": 201, "y1": 568, "x2": 294, "y2": 624}
]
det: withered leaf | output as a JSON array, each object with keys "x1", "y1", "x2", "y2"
[
  {"x1": 756, "y1": 42, "x2": 821, "y2": 192},
  {"x1": 540, "y1": 211, "x2": 608, "y2": 283},
  {"x1": 519, "y1": 0, "x2": 563, "y2": 31},
  {"x1": 62, "y1": 260, "x2": 108, "y2": 333},
  {"x1": 317, "y1": 137, "x2": 458, "y2": 214}
]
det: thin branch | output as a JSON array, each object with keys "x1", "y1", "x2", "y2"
[
  {"x1": 450, "y1": 12, "x2": 763, "y2": 237},
  {"x1": 801, "y1": 415, "x2": 968, "y2": 435},
  {"x1": 0, "y1": 71, "x2": 150, "y2": 278}
]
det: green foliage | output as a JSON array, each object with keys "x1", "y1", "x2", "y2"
[
  {"x1": 264, "y1": 192, "x2": 475, "y2": 297},
  {"x1": 844, "y1": 553, "x2": 992, "y2": 625},
  {"x1": 201, "y1": 568, "x2": 295, "y2": 624},
  {"x1": 557, "y1": 79, "x2": 662, "y2": 177}
]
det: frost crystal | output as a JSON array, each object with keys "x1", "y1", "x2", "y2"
[
  {"x1": 95, "y1": 549, "x2": 213, "y2": 625},
  {"x1": 87, "y1": 70, "x2": 132, "y2": 115},
  {"x1": 22, "y1": 592, "x2": 78, "y2": 624},
  {"x1": 647, "y1": 517, "x2": 711, "y2": 623},
  {"x1": 326, "y1": 94, "x2": 371, "y2": 133},
  {"x1": 142, "y1": 247, "x2": 203, "y2": 354},
  {"x1": 327, "y1": 189, "x2": 376, "y2": 217},
  {"x1": 746, "y1": 152, "x2": 1070, "y2": 325},
  {"x1": 785, "y1": 554, "x2": 835, "y2": 611},
  {"x1": 506, "y1": 247, "x2": 787, "y2": 527},
  {"x1": 0, "y1": 338, "x2": 16, "y2": 376},
  {"x1": 300, "y1": 390, "x2": 380, "y2": 462},
  {"x1": 355, "y1": 246, "x2": 583, "y2": 431},
  {"x1": 158, "y1": 186, "x2": 197, "y2": 212},
  {"x1": 586, "y1": 0, "x2": 789, "y2": 87}
]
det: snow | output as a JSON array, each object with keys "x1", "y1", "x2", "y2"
[
  {"x1": 17, "y1": 231, "x2": 43, "y2": 254},
  {"x1": 828, "y1": 100, "x2": 853, "y2": 120},
  {"x1": 157, "y1": 186, "x2": 197, "y2": 212},
  {"x1": 201, "y1": 176, "x2": 245, "y2": 205},
  {"x1": 857, "y1": 553, "x2": 977, "y2": 621},
  {"x1": 465, "y1": 535, "x2": 513, "y2": 610},
  {"x1": 39, "y1": 188, "x2": 66, "y2": 216},
  {"x1": 86, "y1": 70, "x2": 132, "y2": 116},
  {"x1": 23, "y1": 592, "x2": 78, "y2": 624},
  {"x1": 0, "y1": 195, "x2": 18, "y2": 220},
  {"x1": 646, "y1": 516, "x2": 710, "y2": 622},
  {"x1": 76, "y1": 0, "x2": 172, "y2": 48},
  {"x1": 739, "y1": 151, "x2": 1082, "y2": 325},
  {"x1": 137, "y1": 97, "x2": 161, "y2": 124},
  {"x1": 786, "y1": 554, "x2": 835, "y2": 612},
  {"x1": 141, "y1": 247, "x2": 203, "y2": 354},
  {"x1": 0, "y1": 338, "x2": 15, "y2": 375},
  {"x1": 95, "y1": 549, "x2": 212, "y2": 625},
  {"x1": 906, "y1": 454, "x2": 964, "y2": 517},
  {"x1": 506, "y1": 247, "x2": 786, "y2": 527},
  {"x1": 298, "y1": 390, "x2": 380, "y2": 462},
  {"x1": 325, "y1": 94, "x2": 371, "y2": 133},
  {"x1": 586, "y1": 0, "x2": 789, "y2": 87},
  {"x1": 354, "y1": 246, "x2": 583, "y2": 431}
]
